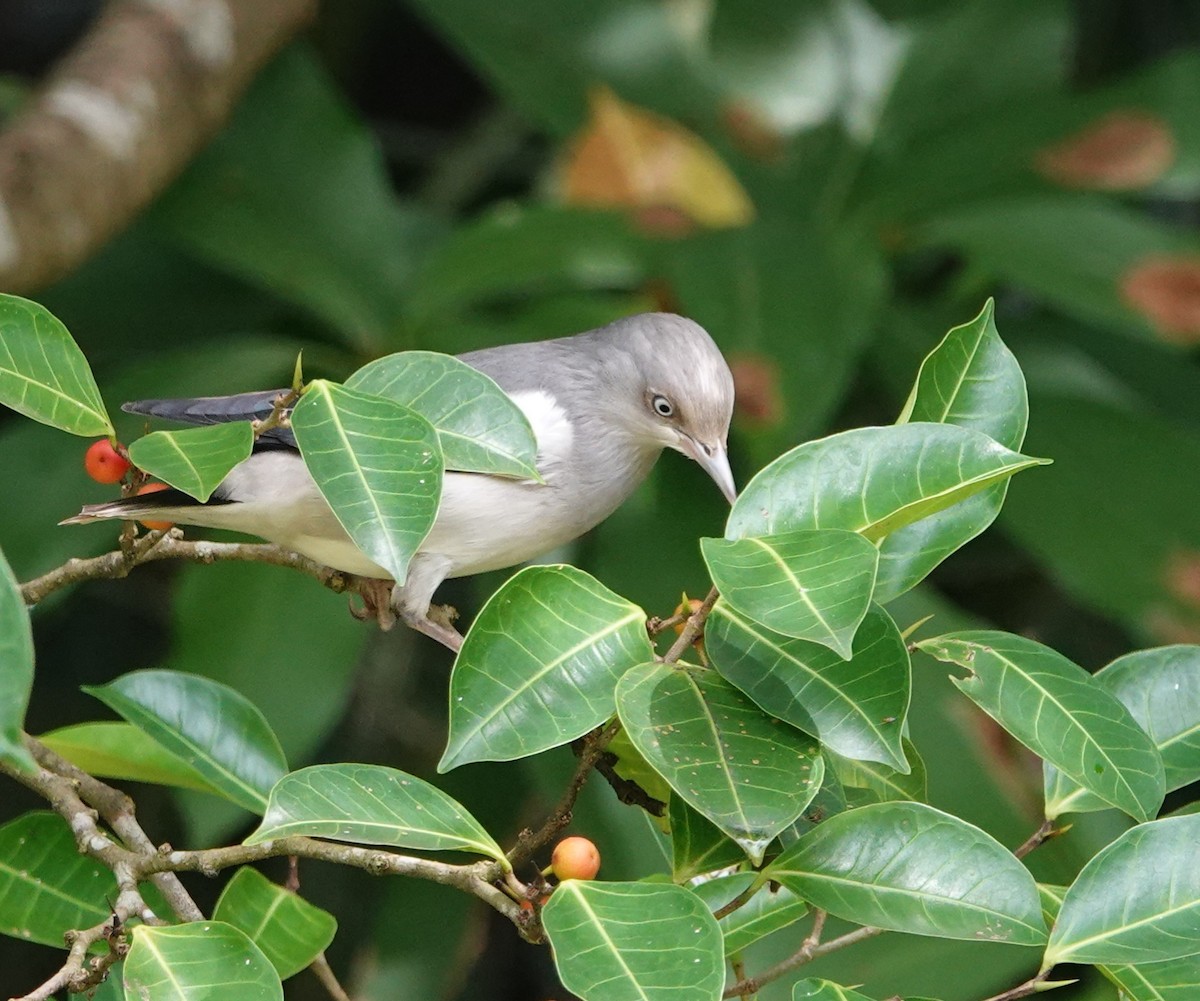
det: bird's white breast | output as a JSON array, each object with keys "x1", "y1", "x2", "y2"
[{"x1": 422, "y1": 388, "x2": 585, "y2": 576}]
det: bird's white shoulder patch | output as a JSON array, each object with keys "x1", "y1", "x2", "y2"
[{"x1": 509, "y1": 389, "x2": 574, "y2": 474}]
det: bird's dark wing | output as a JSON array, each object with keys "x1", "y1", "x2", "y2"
[{"x1": 122, "y1": 390, "x2": 297, "y2": 448}]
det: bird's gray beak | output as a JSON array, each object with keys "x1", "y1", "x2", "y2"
[{"x1": 679, "y1": 436, "x2": 737, "y2": 504}]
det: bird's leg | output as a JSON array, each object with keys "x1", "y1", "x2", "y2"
[{"x1": 391, "y1": 553, "x2": 463, "y2": 653}]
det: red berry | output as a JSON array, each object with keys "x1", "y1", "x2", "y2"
[
  {"x1": 84, "y1": 440, "x2": 130, "y2": 484},
  {"x1": 551, "y1": 836, "x2": 601, "y2": 882},
  {"x1": 135, "y1": 482, "x2": 174, "y2": 531}
]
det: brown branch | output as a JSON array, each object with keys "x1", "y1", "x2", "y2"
[
  {"x1": 507, "y1": 719, "x2": 623, "y2": 870},
  {"x1": 978, "y1": 972, "x2": 1059, "y2": 1001},
  {"x1": 661, "y1": 586, "x2": 719, "y2": 664},
  {"x1": 21, "y1": 530, "x2": 349, "y2": 606},
  {"x1": 0, "y1": 0, "x2": 316, "y2": 292},
  {"x1": 12, "y1": 912, "x2": 129, "y2": 1001},
  {"x1": 309, "y1": 953, "x2": 352, "y2": 1001},
  {"x1": 1013, "y1": 818, "x2": 1063, "y2": 860},
  {"x1": 711, "y1": 875, "x2": 769, "y2": 922},
  {"x1": 724, "y1": 917, "x2": 884, "y2": 999},
  {"x1": 24, "y1": 736, "x2": 203, "y2": 921}
]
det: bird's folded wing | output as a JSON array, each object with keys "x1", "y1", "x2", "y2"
[{"x1": 122, "y1": 389, "x2": 297, "y2": 448}]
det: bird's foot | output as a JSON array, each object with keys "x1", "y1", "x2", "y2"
[{"x1": 350, "y1": 578, "x2": 397, "y2": 630}]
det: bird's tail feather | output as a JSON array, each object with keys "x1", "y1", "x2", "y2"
[{"x1": 60, "y1": 488, "x2": 221, "y2": 526}]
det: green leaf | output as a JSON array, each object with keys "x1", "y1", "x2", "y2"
[
  {"x1": 0, "y1": 812, "x2": 113, "y2": 947},
  {"x1": 706, "y1": 602, "x2": 910, "y2": 771},
  {"x1": 767, "y1": 802, "x2": 1047, "y2": 945},
  {"x1": 439, "y1": 565, "x2": 653, "y2": 771},
  {"x1": 245, "y1": 763, "x2": 505, "y2": 864},
  {"x1": 0, "y1": 293, "x2": 112, "y2": 436},
  {"x1": 0, "y1": 545, "x2": 35, "y2": 772},
  {"x1": 692, "y1": 873, "x2": 809, "y2": 956},
  {"x1": 127, "y1": 423, "x2": 254, "y2": 502},
  {"x1": 39, "y1": 722, "x2": 217, "y2": 794},
  {"x1": 1045, "y1": 645, "x2": 1200, "y2": 817},
  {"x1": 669, "y1": 795, "x2": 746, "y2": 883},
  {"x1": 213, "y1": 868, "x2": 337, "y2": 980},
  {"x1": 84, "y1": 669, "x2": 288, "y2": 813},
  {"x1": 917, "y1": 631, "x2": 1165, "y2": 822},
  {"x1": 1044, "y1": 814, "x2": 1200, "y2": 969},
  {"x1": 1039, "y1": 882, "x2": 1200, "y2": 999},
  {"x1": 879, "y1": 300, "x2": 1028, "y2": 600},
  {"x1": 1100, "y1": 955, "x2": 1200, "y2": 1001},
  {"x1": 617, "y1": 663, "x2": 824, "y2": 864},
  {"x1": 291, "y1": 380, "x2": 442, "y2": 584},
  {"x1": 727, "y1": 423, "x2": 1048, "y2": 544},
  {"x1": 830, "y1": 739, "x2": 928, "y2": 806},
  {"x1": 124, "y1": 922, "x2": 282, "y2": 1000},
  {"x1": 346, "y1": 351, "x2": 540, "y2": 480},
  {"x1": 542, "y1": 881, "x2": 724, "y2": 1001},
  {"x1": 701, "y1": 529, "x2": 879, "y2": 658},
  {"x1": 792, "y1": 980, "x2": 876, "y2": 1001}
]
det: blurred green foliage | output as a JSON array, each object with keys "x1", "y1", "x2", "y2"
[{"x1": 2, "y1": 0, "x2": 1198, "y2": 998}]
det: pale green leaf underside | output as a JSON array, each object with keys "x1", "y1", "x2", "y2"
[
  {"x1": 0, "y1": 293, "x2": 112, "y2": 436},
  {"x1": 440, "y1": 565, "x2": 653, "y2": 770},
  {"x1": 213, "y1": 867, "x2": 337, "y2": 980},
  {"x1": 39, "y1": 721, "x2": 217, "y2": 794},
  {"x1": 701, "y1": 529, "x2": 878, "y2": 659},
  {"x1": 726, "y1": 422, "x2": 1047, "y2": 544},
  {"x1": 768, "y1": 802, "x2": 1047, "y2": 945},
  {"x1": 542, "y1": 881, "x2": 724, "y2": 1001},
  {"x1": 346, "y1": 350, "x2": 540, "y2": 479},
  {"x1": 128, "y1": 422, "x2": 254, "y2": 502},
  {"x1": 245, "y1": 763, "x2": 505, "y2": 863},
  {"x1": 618, "y1": 663, "x2": 823, "y2": 864},
  {"x1": 124, "y1": 923, "x2": 282, "y2": 1001},
  {"x1": 918, "y1": 631, "x2": 1165, "y2": 822},
  {"x1": 291, "y1": 380, "x2": 442, "y2": 584}
]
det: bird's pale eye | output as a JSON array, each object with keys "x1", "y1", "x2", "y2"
[{"x1": 651, "y1": 394, "x2": 675, "y2": 418}]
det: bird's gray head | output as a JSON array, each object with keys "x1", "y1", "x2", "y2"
[{"x1": 580, "y1": 313, "x2": 737, "y2": 502}]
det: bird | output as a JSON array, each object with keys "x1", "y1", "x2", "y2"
[{"x1": 63, "y1": 312, "x2": 737, "y2": 649}]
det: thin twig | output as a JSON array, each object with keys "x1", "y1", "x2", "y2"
[
  {"x1": 507, "y1": 719, "x2": 623, "y2": 870},
  {"x1": 711, "y1": 874, "x2": 768, "y2": 922},
  {"x1": 309, "y1": 952, "x2": 352, "y2": 1001},
  {"x1": 724, "y1": 917, "x2": 882, "y2": 999},
  {"x1": 978, "y1": 971, "x2": 1057, "y2": 1001},
  {"x1": 1013, "y1": 818, "x2": 1061, "y2": 860},
  {"x1": 661, "y1": 587, "x2": 719, "y2": 664},
  {"x1": 11, "y1": 914, "x2": 127, "y2": 1001}
]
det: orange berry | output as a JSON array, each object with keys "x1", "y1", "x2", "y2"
[
  {"x1": 135, "y1": 482, "x2": 174, "y2": 531},
  {"x1": 551, "y1": 836, "x2": 600, "y2": 881},
  {"x1": 84, "y1": 440, "x2": 130, "y2": 484}
]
